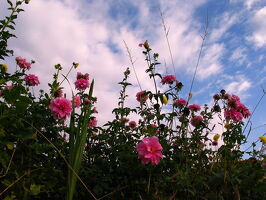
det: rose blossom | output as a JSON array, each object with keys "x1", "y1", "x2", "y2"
[
  {"x1": 24, "y1": 74, "x2": 40, "y2": 86},
  {"x1": 237, "y1": 103, "x2": 251, "y2": 118},
  {"x1": 75, "y1": 78, "x2": 89, "y2": 91},
  {"x1": 73, "y1": 96, "x2": 81, "y2": 108},
  {"x1": 161, "y1": 75, "x2": 176, "y2": 85},
  {"x1": 88, "y1": 118, "x2": 97, "y2": 128},
  {"x1": 136, "y1": 136, "x2": 163, "y2": 165},
  {"x1": 16, "y1": 57, "x2": 31, "y2": 70},
  {"x1": 224, "y1": 109, "x2": 243, "y2": 122},
  {"x1": 188, "y1": 104, "x2": 201, "y2": 112},
  {"x1": 136, "y1": 91, "x2": 148, "y2": 103},
  {"x1": 227, "y1": 94, "x2": 240, "y2": 108},
  {"x1": 5, "y1": 85, "x2": 13, "y2": 90},
  {"x1": 77, "y1": 72, "x2": 89, "y2": 80},
  {"x1": 49, "y1": 97, "x2": 72, "y2": 120},
  {"x1": 190, "y1": 116, "x2": 204, "y2": 127},
  {"x1": 129, "y1": 121, "x2": 137, "y2": 128},
  {"x1": 173, "y1": 98, "x2": 187, "y2": 107}
]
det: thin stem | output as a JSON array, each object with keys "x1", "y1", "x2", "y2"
[
  {"x1": 0, "y1": 168, "x2": 40, "y2": 196},
  {"x1": 159, "y1": 9, "x2": 176, "y2": 76},
  {"x1": 0, "y1": 144, "x2": 16, "y2": 178},
  {"x1": 243, "y1": 91, "x2": 265, "y2": 142},
  {"x1": 187, "y1": 13, "x2": 209, "y2": 101},
  {"x1": 123, "y1": 40, "x2": 142, "y2": 91},
  {"x1": 59, "y1": 64, "x2": 75, "y2": 86}
]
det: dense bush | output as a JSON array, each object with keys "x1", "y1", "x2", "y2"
[{"x1": 0, "y1": 1, "x2": 265, "y2": 199}]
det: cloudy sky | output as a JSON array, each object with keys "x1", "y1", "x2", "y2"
[{"x1": 1, "y1": 0, "x2": 266, "y2": 151}]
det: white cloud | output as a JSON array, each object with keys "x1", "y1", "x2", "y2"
[
  {"x1": 196, "y1": 43, "x2": 224, "y2": 79},
  {"x1": 4, "y1": 0, "x2": 232, "y2": 125},
  {"x1": 229, "y1": 47, "x2": 247, "y2": 65},
  {"x1": 247, "y1": 6, "x2": 266, "y2": 47},
  {"x1": 224, "y1": 76, "x2": 251, "y2": 97}
]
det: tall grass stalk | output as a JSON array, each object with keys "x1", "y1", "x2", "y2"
[{"x1": 67, "y1": 80, "x2": 95, "y2": 200}]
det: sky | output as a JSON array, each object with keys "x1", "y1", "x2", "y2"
[{"x1": 1, "y1": 0, "x2": 266, "y2": 153}]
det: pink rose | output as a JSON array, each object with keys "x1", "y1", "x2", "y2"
[
  {"x1": 136, "y1": 91, "x2": 148, "y2": 103},
  {"x1": 16, "y1": 57, "x2": 31, "y2": 70},
  {"x1": 161, "y1": 75, "x2": 176, "y2": 85},
  {"x1": 136, "y1": 136, "x2": 163, "y2": 165},
  {"x1": 76, "y1": 72, "x2": 89, "y2": 80},
  {"x1": 173, "y1": 98, "x2": 187, "y2": 107},
  {"x1": 190, "y1": 116, "x2": 204, "y2": 127},
  {"x1": 73, "y1": 96, "x2": 81, "y2": 108},
  {"x1": 188, "y1": 104, "x2": 201, "y2": 112},
  {"x1": 88, "y1": 118, "x2": 97, "y2": 128},
  {"x1": 129, "y1": 121, "x2": 137, "y2": 128},
  {"x1": 49, "y1": 97, "x2": 72, "y2": 120},
  {"x1": 75, "y1": 78, "x2": 89, "y2": 91},
  {"x1": 224, "y1": 109, "x2": 243, "y2": 122},
  {"x1": 24, "y1": 74, "x2": 40, "y2": 86},
  {"x1": 237, "y1": 103, "x2": 251, "y2": 118}
]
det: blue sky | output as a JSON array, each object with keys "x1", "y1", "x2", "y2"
[{"x1": 1, "y1": 0, "x2": 266, "y2": 152}]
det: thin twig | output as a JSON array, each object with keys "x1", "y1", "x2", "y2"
[
  {"x1": 0, "y1": 168, "x2": 40, "y2": 196},
  {"x1": 160, "y1": 8, "x2": 176, "y2": 76},
  {"x1": 0, "y1": 145, "x2": 16, "y2": 178},
  {"x1": 243, "y1": 90, "x2": 265, "y2": 143},
  {"x1": 244, "y1": 132, "x2": 266, "y2": 153},
  {"x1": 123, "y1": 40, "x2": 142, "y2": 91},
  {"x1": 187, "y1": 12, "x2": 209, "y2": 101}
]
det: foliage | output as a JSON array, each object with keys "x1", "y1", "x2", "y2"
[{"x1": 0, "y1": 1, "x2": 265, "y2": 200}]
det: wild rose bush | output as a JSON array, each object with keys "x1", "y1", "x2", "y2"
[{"x1": 0, "y1": 1, "x2": 265, "y2": 200}]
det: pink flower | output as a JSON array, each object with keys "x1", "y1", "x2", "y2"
[
  {"x1": 136, "y1": 136, "x2": 163, "y2": 165},
  {"x1": 136, "y1": 91, "x2": 148, "y2": 103},
  {"x1": 173, "y1": 98, "x2": 187, "y2": 107},
  {"x1": 190, "y1": 116, "x2": 204, "y2": 127},
  {"x1": 88, "y1": 119, "x2": 97, "y2": 128},
  {"x1": 139, "y1": 40, "x2": 149, "y2": 48},
  {"x1": 76, "y1": 72, "x2": 89, "y2": 80},
  {"x1": 75, "y1": 78, "x2": 89, "y2": 91},
  {"x1": 16, "y1": 57, "x2": 31, "y2": 70},
  {"x1": 188, "y1": 104, "x2": 201, "y2": 112},
  {"x1": 84, "y1": 99, "x2": 92, "y2": 104},
  {"x1": 54, "y1": 89, "x2": 63, "y2": 97},
  {"x1": 161, "y1": 75, "x2": 176, "y2": 85},
  {"x1": 5, "y1": 85, "x2": 13, "y2": 90},
  {"x1": 224, "y1": 109, "x2": 243, "y2": 122},
  {"x1": 73, "y1": 96, "x2": 81, "y2": 108},
  {"x1": 213, "y1": 94, "x2": 220, "y2": 101},
  {"x1": 237, "y1": 103, "x2": 251, "y2": 118},
  {"x1": 49, "y1": 97, "x2": 72, "y2": 120},
  {"x1": 120, "y1": 117, "x2": 129, "y2": 123},
  {"x1": 129, "y1": 121, "x2": 137, "y2": 128},
  {"x1": 223, "y1": 93, "x2": 230, "y2": 100},
  {"x1": 228, "y1": 94, "x2": 240, "y2": 108},
  {"x1": 24, "y1": 74, "x2": 40, "y2": 86}
]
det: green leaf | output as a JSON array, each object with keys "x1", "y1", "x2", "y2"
[{"x1": 30, "y1": 184, "x2": 41, "y2": 195}]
